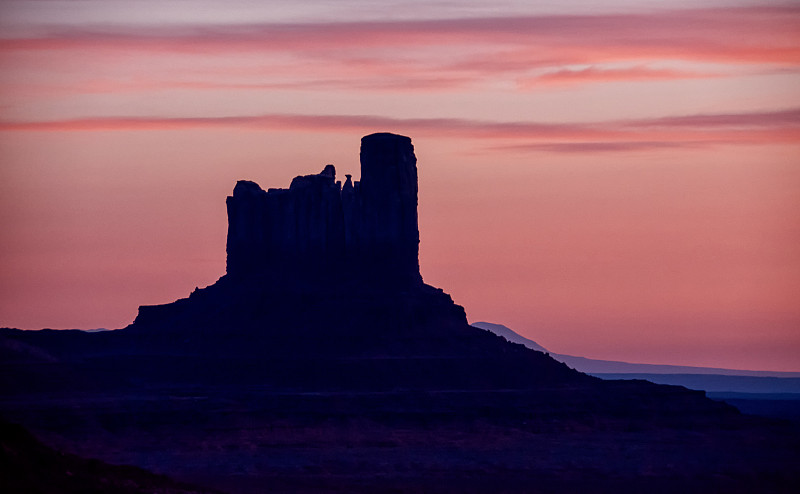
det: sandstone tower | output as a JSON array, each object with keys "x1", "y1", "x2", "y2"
[{"x1": 225, "y1": 132, "x2": 422, "y2": 286}]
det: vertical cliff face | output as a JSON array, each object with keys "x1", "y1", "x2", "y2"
[
  {"x1": 225, "y1": 133, "x2": 421, "y2": 286},
  {"x1": 356, "y1": 133, "x2": 420, "y2": 285},
  {"x1": 225, "y1": 180, "x2": 268, "y2": 276}
]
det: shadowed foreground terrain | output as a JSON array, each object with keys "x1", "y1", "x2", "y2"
[
  {"x1": 0, "y1": 417, "x2": 222, "y2": 494},
  {"x1": 2, "y1": 134, "x2": 799, "y2": 493},
  {"x1": 1, "y1": 378, "x2": 798, "y2": 494}
]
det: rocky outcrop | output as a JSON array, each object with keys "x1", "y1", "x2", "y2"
[{"x1": 225, "y1": 133, "x2": 421, "y2": 286}]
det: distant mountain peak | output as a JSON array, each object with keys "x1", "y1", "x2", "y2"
[
  {"x1": 475, "y1": 321, "x2": 800, "y2": 379},
  {"x1": 471, "y1": 321, "x2": 549, "y2": 353}
]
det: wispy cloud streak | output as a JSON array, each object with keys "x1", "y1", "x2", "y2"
[
  {"x1": 521, "y1": 66, "x2": 717, "y2": 87},
  {"x1": 3, "y1": 108, "x2": 797, "y2": 152},
  {"x1": 1, "y1": 5, "x2": 798, "y2": 92},
  {"x1": 4, "y1": 6, "x2": 798, "y2": 55}
]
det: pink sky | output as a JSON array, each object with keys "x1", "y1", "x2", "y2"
[{"x1": 1, "y1": 0, "x2": 798, "y2": 371}]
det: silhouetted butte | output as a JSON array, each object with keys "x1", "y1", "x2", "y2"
[
  {"x1": 3, "y1": 133, "x2": 797, "y2": 494},
  {"x1": 2, "y1": 132, "x2": 741, "y2": 413}
]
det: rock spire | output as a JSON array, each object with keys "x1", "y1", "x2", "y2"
[{"x1": 225, "y1": 132, "x2": 421, "y2": 286}]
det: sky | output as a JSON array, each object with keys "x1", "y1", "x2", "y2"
[{"x1": 0, "y1": 0, "x2": 798, "y2": 372}]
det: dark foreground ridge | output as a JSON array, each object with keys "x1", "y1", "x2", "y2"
[{"x1": 2, "y1": 133, "x2": 799, "y2": 493}]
